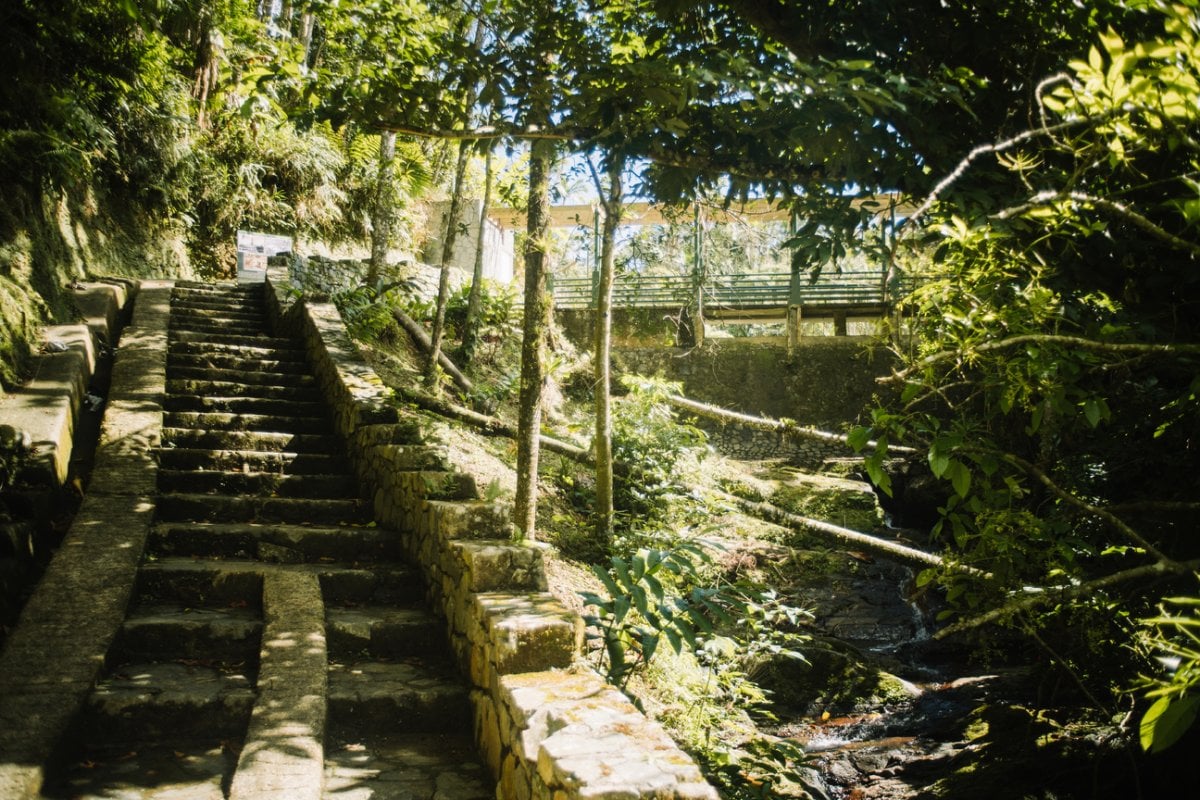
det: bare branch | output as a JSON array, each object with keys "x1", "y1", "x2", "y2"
[
  {"x1": 934, "y1": 558, "x2": 1200, "y2": 639},
  {"x1": 666, "y1": 393, "x2": 919, "y2": 454},
  {"x1": 993, "y1": 190, "x2": 1200, "y2": 257},
  {"x1": 882, "y1": 334, "x2": 1200, "y2": 383},
  {"x1": 715, "y1": 490, "x2": 991, "y2": 579},
  {"x1": 993, "y1": 450, "x2": 1174, "y2": 565}
]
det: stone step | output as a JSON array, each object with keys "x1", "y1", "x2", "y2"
[
  {"x1": 168, "y1": 352, "x2": 312, "y2": 376},
  {"x1": 171, "y1": 294, "x2": 266, "y2": 311},
  {"x1": 174, "y1": 281, "x2": 263, "y2": 296},
  {"x1": 83, "y1": 661, "x2": 255, "y2": 743},
  {"x1": 163, "y1": 410, "x2": 332, "y2": 435},
  {"x1": 168, "y1": 329, "x2": 296, "y2": 348},
  {"x1": 137, "y1": 558, "x2": 421, "y2": 607},
  {"x1": 156, "y1": 492, "x2": 372, "y2": 525},
  {"x1": 49, "y1": 740, "x2": 237, "y2": 800},
  {"x1": 168, "y1": 364, "x2": 316, "y2": 388},
  {"x1": 166, "y1": 378, "x2": 322, "y2": 402},
  {"x1": 169, "y1": 318, "x2": 269, "y2": 337},
  {"x1": 326, "y1": 605, "x2": 445, "y2": 660},
  {"x1": 163, "y1": 394, "x2": 326, "y2": 418},
  {"x1": 161, "y1": 428, "x2": 339, "y2": 453},
  {"x1": 157, "y1": 469, "x2": 358, "y2": 499},
  {"x1": 170, "y1": 304, "x2": 269, "y2": 323},
  {"x1": 323, "y1": 732, "x2": 493, "y2": 800},
  {"x1": 156, "y1": 447, "x2": 349, "y2": 475},
  {"x1": 112, "y1": 602, "x2": 262, "y2": 665},
  {"x1": 169, "y1": 340, "x2": 308, "y2": 362},
  {"x1": 326, "y1": 658, "x2": 470, "y2": 733},
  {"x1": 150, "y1": 522, "x2": 402, "y2": 562}
]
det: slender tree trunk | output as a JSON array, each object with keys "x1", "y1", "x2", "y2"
[
  {"x1": 592, "y1": 154, "x2": 623, "y2": 544},
  {"x1": 514, "y1": 136, "x2": 554, "y2": 539},
  {"x1": 367, "y1": 130, "x2": 396, "y2": 288},
  {"x1": 461, "y1": 146, "x2": 493, "y2": 364},
  {"x1": 426, "y1": 139, "x2": 471, "y2": 390},
  {"x1": 426, "y1": 17, "x2": 487, "y2": 390},
  {"x1": 299, "y1": 11, "x2": 316, "y2": 70}
]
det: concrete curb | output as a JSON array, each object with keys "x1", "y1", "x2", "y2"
[{"x1": 0, "y1": 281, "x2": 171, "y2": 798}]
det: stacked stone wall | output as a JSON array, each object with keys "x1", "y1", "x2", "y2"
[{"x1": 264, "y1": 267, "x2": 717, "y2": 799}]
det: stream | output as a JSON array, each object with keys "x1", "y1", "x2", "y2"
[{"x1": 713, "y1": 459, "x2": 1195, "y2": 799}]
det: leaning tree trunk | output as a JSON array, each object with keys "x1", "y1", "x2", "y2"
[
  {"x1": 514, "y1": 136, "x2": 554, "y2": 539},
  {"x1": 426, "y1": 140, "x2": 471, "y2": 390},
  {"x1": 460, "y1": 145, "x2": 494, "y2": 365},
  {"x1": 367, "y1": 130, "x2": 397, "y2": 288},
  {"x1": 592, "y1": 154, "x2": 624, "y2": 544}
]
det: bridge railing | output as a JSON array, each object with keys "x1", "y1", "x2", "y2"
[{"x1": 551, "y1": 270, "x2": 922, "y2": 312}]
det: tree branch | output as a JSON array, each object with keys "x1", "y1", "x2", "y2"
[
  {"x1": 993, "y1": 190, "x2": 1200, "y2": 257},
  {"x1": 715, "y1": 489, "x2": 992, "y2": 579},
  {"x1": 993, "y1": 450, "x2": 1175, "y2": 566},
  {"x1": 933, "y1": 558, "x2": 1200, "y2": 639},
  {"x1": 883, "y1": 334, "x2": 1200, "y2": 383},
  {"x1": 666, "y1": 393, "x2": 918, "y2": 454}
]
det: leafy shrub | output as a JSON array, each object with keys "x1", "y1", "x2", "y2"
[{"x1": 611, "y1": 375, "x2": 707, "y2": 518}]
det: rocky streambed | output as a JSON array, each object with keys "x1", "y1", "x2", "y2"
[{"x1": 714, "y1": 461, "x2": 1194, "y2": 800}]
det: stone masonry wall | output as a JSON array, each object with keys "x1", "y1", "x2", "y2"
[{"x1": 264, "y1": 267, "x2": 718, "y2": 800}]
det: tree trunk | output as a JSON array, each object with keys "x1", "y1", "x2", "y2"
[
  {"x1": 426, "y1": 139, "x2": 471, "y2": 390},
  {"x1": 367, "y1": 130, "x2": 396, "y2": 288},
  {"x1": 514, "y1": 136, "x2": 554, "y2": 539},
  {"x1": 592, "y1": 154, "x2": 624, "y2": 544},
  {"x1": 460, "y1": 145, "x2": 493, "y2": 365}
]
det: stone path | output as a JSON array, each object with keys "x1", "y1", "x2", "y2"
[{"x1": 3, "y1": 281, "x2": 492, "y2": 799}]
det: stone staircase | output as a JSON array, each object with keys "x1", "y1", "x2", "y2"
[{"x1": 45, "y1": 282, "x2": 492, "y2": 799}]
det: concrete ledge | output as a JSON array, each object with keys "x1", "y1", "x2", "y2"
[
  {"x1": 0, "y1": 280, "x2": 169, "y2": 799},
  {"x1": 0, "y1": 279, "x2": 134, "y2": 490}
]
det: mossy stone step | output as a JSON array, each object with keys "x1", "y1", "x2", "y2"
[
  {"x1": 157, "y1": 469, "x2": 357, "y2": 499},
  {"x1": 169, "y1": 340, "x2": 308, "y2": 362},
  {"x1": 112, "y1": 603, "x2": 262, "y2": 664},
  {"x1": 156, "y1": 492, "x2": 372, "y2": 525},
  {"x1": 168, "y1": 329, "x2": 296, "y2": 348},
  {"x1": 163, "y1": 395, "x2": 326, "y2": 418},
  {"x1": 84, "y1": 661, "x2": 255, "y2": 743},
  {"x1": 326, "y1": 658, "x2": 470, "y2": 733},
  {"x1": 137, "y1": 558, "x2": 422, "y2": 607},
  {"x1": 326, "y1": 606, "x2": 445, "y2": 659},
  {"x1": 156, "y1": 447, "x2": 349, "y2": 474},
  {"x1": 150, "y1": 521, "x2": 402, "y2": 562},
  {"x1": 171, "y1": 294, "x2": 266, "y2": 311},
  {"x1": 166, "y1": 378, "x2": 323, "y2": 402},
  {"x1": 323, "y1": 732, "x2": 493, "y2": 800},
  {"x1": 173, "y1": 281, "x2": 263, "y2": 295},
  {"x1": 170, "y1": 303, "x2": 266, "y2": 319},
  {"x1": 163, "y1": 410, "x2": 332, "y2": 435},
  {"x1": 161, "y1": 428, "x2": 340, "y2": 453},
  {"x1": 168, "y1": 365, "x2": 316, "y2": 387},
  {"x1": 168, "y1": 352, "x2": 312, "y2": 375}
]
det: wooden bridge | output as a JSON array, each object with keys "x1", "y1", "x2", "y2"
[{"x1": 549, "y1": 268, "x2": 921, "y2": 344}]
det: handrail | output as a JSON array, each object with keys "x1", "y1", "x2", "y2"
[{"x1": 550, "y1": 270, "x2": 924, "y2": 312}]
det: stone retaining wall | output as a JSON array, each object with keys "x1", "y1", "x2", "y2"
[{"x1": 264, "y1": 267, "x2": 717, "y2": 799}]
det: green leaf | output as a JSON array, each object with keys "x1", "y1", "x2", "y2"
[
  {"x1": 847, "y1": 425, "x2": 872, "y2": 452},
  {"x1": 950, "y1": 461, "x2": 972, "y2": 498},
  {"x1": 929, "y1": 449, "x2": 951, "y2": 478},
  {"x1": 1083, "y1": 398, "x2": 1103, "y2": 428},
  {"x1": 1140, "y1": 695, "x2": 1200, "y2": 752}
]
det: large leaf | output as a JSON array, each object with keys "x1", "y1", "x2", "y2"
[{"x1": 1140, "y1": 695, "x2": 1200, "y2": 753}]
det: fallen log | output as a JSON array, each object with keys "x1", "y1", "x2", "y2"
[
  {"x1": 714, "y1": 489, "x2": 991, "y2": 579},
  {"x1": 391, "y1": 307, "x2": 474, "y2": 397},
  {"x1": 666, "y1": 394, "x2": 918, "y2": 454}
]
